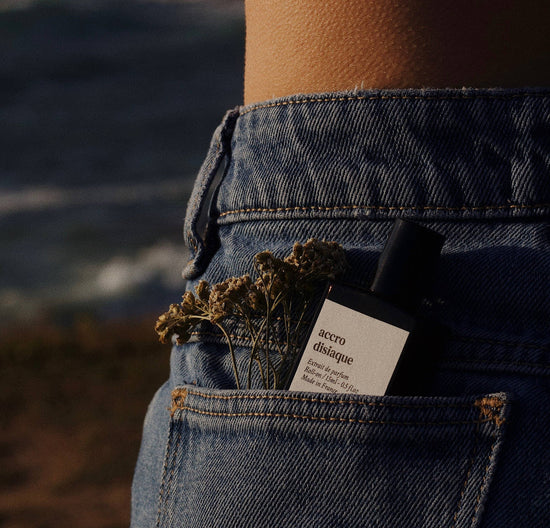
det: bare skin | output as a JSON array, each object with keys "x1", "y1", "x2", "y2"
[{"x1": 244, "y1": 0, "x2": 550, "y2": 105}]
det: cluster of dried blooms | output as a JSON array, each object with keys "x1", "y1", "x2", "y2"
[{"x1": 155, "y1": 239, "x2": 347, "y2": 389}]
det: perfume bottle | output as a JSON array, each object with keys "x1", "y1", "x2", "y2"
[{"x1": 286, "y1": 218, "x2": 445, "y2": 396}]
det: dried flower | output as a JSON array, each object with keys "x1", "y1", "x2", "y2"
[
  {"x1": 286, "y1": 239, "x2": 347, "y2": 281},
  {"x1": 209, "y1": 275, "x2": 255, "y2": 322},
  {"x1": 180, "y1": 291, "x2": 199, "y2": 314},
  {"x1": 155, "y1": 303, "x2": 196, "y2": 345},
  {"x1": 254, "y1": 251, "x2": 281, "y2": 275},
  {"x1": 195, "y1": 280, "x2": 210, "y2": 303},
  {"x1": 254, "y1": 251, "x2": 298, "y2": 300},
  {"x1": 247, "y1": 281, "x2": 265, "y2": 312},
  {"x1": 155, "y1": 239, "x2": 347, "y2": 390}
]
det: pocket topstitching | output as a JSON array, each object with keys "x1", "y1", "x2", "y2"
[{"x1": 156, "y1": 386, "x2": 510, "y2": 528}]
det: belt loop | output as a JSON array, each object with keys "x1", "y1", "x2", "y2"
[{"x1": 183, "y1": 107, "x2": 239, "y2": 279}]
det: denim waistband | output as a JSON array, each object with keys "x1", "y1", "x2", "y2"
[
  {"x1": 184, "y1": 88, "x2": 550, "y2": 277},
  {"x1": 221, "y1": 88, "x2": 550, "y2": 223}
]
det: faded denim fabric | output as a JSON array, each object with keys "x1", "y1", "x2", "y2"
[{"x1": 132, "y1": 88, "x2": 550, "y2": 528}]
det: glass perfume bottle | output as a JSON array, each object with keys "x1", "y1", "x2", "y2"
[{"x1": 286, "y1": 218, "x2": 446, "y2": 396}]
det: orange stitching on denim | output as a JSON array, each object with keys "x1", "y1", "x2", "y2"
[
  {"x1": 217, "y1": 202, "x2": 550, "y2": 218},
  {"x1": 176, "y1": 405, "x2": 493, "y2": 426},
  {"x1": 239, "y1": 92, "x2": 550, "y2": 116},
  {"x1": 474, "y1": 397, "x2": 506, "y2": 427},
  {"x1": 171, "y1": 388, "x2": 189, "y2": 417},
  {"x1": 182, "y1": 388, "x2": 473, "y2": 410}
]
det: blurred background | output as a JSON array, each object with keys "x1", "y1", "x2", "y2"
[{"x1": 0, "y1": 0, "x2": 244, "y2": 526}]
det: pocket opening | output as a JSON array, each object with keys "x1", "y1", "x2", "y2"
[{"x1": 156, "y1": 386, "x2": 510, "y2": 528}]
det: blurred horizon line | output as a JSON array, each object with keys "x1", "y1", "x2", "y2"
[{"x1": 0, "y1": 178, "x2": 194, "y2": 215}]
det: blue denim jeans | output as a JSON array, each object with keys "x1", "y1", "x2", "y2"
[{"x1": 131, "y1": 88, "x2": 550, "y2": 527}]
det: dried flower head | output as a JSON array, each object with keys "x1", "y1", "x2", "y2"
[
  {"x1": 154, "y1": 289, "x2": 207, "y2": 345},
  {"x1": 285, "y1": 239, "x2": 347, "y2": 281},
  {"x1": 155, "y1": 303, "x2": 196, "y2": 345},
  {"x1": 195, "y1": 280, "x2": 210, "y2": 303},
  {"x1": 254, "y1": 251, "x2": 282, "y2": 275},
  {"x1": 254, "y1": 250, "x2": 298, "y2": 299},
  {"x1": 246, "y1": 281, "x2": 265, "y2": 312},
  {"x1": 180, "y1": 291, "x2": 199, "y2": 314},
  {"x1": 209, "y1": 275, "x2": 255, "y2": 323}
]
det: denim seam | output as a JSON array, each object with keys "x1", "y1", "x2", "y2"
[
  {"x1": 239, "y1": 92, "x2": 550, "y2": 116},
  {"x1": 183, "y1": 389, "x2": 475, "y2": 409},
  {"x1": 452, "y1": 400, "x2": 504, "y2": 527},
  {"x1": 471, "y1": 439, "x2": 500, "y2": 528},
  {"x1": 452, "y1": 422, "x2": 481, "y2": 528},
  {"x1": 155, "y1": 433, "x2": 173, "y2": 527},
  {"x1": 156, "y1": 421, "x2": 183, "y2": 528},
  {"x1": 218, "y1": 202, "x2": 550, "y2": 219},
  {"x1": 174, "y1": 406, "x2": 496, "y2": 426}
]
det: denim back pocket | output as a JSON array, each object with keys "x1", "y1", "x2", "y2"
[{"x1": 156, "y1": 386, "x2": 509, "y2": 528}]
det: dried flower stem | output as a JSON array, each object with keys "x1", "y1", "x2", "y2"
[
  {"x1": 155, "y1": 239, "x2": 347, "y2": 390},
  {"x1": 213, "y1": 322, "x2": 241, "y2": 390}
]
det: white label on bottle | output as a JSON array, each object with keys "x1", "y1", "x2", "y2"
[{"x1": 288, "y1": 299, "x2": 410, "y2": 395}]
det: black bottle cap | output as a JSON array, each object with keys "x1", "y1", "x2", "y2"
[{"x1": 370, "y1": 218, "x2": 445, "y2": 312}]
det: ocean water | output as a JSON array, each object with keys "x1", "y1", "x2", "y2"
[{"x1": 0, "y1": 0, "x2": 245, "y2": 324}]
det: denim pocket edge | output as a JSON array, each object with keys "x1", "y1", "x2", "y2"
[{"x1": 156, "y1": 386, "x2": 510, "y2": 528}]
